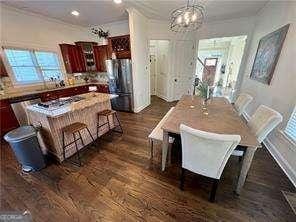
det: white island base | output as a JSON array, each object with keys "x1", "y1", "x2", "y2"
[{"x1": 27, "y1": 93, "x2": 118, "y2": 162}]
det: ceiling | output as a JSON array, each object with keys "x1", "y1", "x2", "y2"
[{"x1": 2, "y1": 0, "x2": 269, "y2": 27}]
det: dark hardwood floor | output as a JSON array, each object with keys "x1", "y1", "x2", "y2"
[{"x1": 1, "y1": 96, "x2": 295, "y2": 221}]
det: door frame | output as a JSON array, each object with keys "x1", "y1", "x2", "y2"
[
  {"x1": 196, "y1": 35, "x2": 248, "y2": 101},
  {"x1": 149, "y1": 39, "x2": 172, "y2": 101},
  {"x1": 149, "y1": 54, "x2": 157, "y2": 95}
]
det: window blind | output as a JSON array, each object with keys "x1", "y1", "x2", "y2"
[
  {"x1": 4, "y1": 48, "x2": 62, "y2": 84},
  {"x1": 284, "y1": 106, "x2": 296, "y2": 143}
]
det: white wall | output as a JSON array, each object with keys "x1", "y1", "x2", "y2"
[
  {"x1": 0, "y1": 4, "x2": 96, "y2": 53},
  {"x1": 148, "y1": 20, "x2": 197, "y2": 101},
  {"x1": 92, "y1": 20, "x2": 129, "y2": 44},
  {"x1": 0, "y1": 4, "x2": 129, "y2": 88},
  {"x1": 128, "y1": 8, "x2": 150, "y2": 112},
  {"x1": 0, "y1": 4, "x2": 129, "y2": 50},
  {"x1": 240, "y1": 1, "x2": 296, "y2": 186},
  {"x1": 0, "y1": 4, "x2": 96, "y2": 89},
  {"x1": 147, "y1": 17, "x2": 256, "y2": 101}
]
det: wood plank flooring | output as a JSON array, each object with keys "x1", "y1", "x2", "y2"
[{"x1": 1, "y1": 96, "x2": 295, "y2": 221}]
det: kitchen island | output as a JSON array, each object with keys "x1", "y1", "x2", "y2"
[{"x1": 27, "y1": 92, "x2": 117, "y2": 162}]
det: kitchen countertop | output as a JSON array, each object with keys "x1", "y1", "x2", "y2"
[
  {"x1": 27, "y1": 92, "x2": 117, "y2": 118},
  {"x1": 0, "y1": 82, "x2": 108, "y2": 101}
]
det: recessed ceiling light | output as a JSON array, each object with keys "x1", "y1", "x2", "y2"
[
  {"x1": 113, "y1": 0, "x2": 122, "y2": 4},
  {"x1": 71, "y1": 10, "x2": 80, "y2": 16}
]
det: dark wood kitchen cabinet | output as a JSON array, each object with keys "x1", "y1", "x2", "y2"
[
  {"x1": 97, "y1": 84, "x2": 109, "y2": 93},
  {"x1": 108, "y1": 35, "x2": 131, "y2": 59},
  {"x1": 75, "y1": 42, "x2": 98, "y2": 72},
  {"x1": 93, "y1": 45, "x2": 109, "y2": 72},
  {"x1": 40, "y1": 84, "x2": 109, "y2": 102},
  {"x1": 0, "y1": 99, "x2": 19, "y2": 137},
  {"x1": 59, "y1": 44, "x2": 86, "y2": 74},
  {"x1": 0, "y1": 55, "x2": 8, "y2": 77}
]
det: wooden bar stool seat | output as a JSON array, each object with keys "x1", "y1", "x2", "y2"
[
  {"x1": 62, "y1": 122, "x2": 95, "y2": 166},
  {"x1": 97, "y1": 109, "x2": 123, "y2": 138},
  {"x1": 99, "y1": 110, "x2": 116, "y2": 116},
  {"x1": 62, "y1": 122, "x2": 88, "y2": 133}
]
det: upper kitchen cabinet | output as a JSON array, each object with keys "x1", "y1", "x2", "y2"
[
  {"x1": 0, "y1": 55, "x2": 8, "y2": 77},
  {"x1": 59, "y1": 44, "x2": 86, "y2": 74},
  {"x1": 93, "y1": 45, "x2": 109, "y2": 72},
  {"x1": 108, "y1": 35, "x2": 131, "y2": 59},
  {"x1": 75, "y1": 41, "x2": 98, "y2": 72}
]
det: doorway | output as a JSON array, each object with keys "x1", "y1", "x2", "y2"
[
  {"x1": 149, "y1": 40, "x2": 170, "y2": 101},
  {"x1": 203, "y1": 57, "x2": 218, "y2": 86},
  {"x1": 196, "y1": 35, "x2": 247, "y2": 99}
]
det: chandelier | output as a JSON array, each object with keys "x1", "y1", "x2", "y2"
[{"x1": 170, "y1": 0, "x2": 205, "y2": 32}]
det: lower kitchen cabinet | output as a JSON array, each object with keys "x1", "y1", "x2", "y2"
[
  {"x1": 0, "y1": 100, "x2": 19, "y2": 137},
  {"x1": 97, "y1": 84, "x2": 109, "y2": 93}
]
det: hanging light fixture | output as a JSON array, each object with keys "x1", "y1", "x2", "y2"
[{"x1": 170, "y1": 0, "x2": 205, "y2": 32}]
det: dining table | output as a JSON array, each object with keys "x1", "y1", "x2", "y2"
[{"x1": 161, "y1": 95, "x2": 261, "y2": 194}]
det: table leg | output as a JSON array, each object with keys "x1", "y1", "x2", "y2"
[
  {"x1": 162, "y1": 130, "x2": 169, "y2": 171},
  {"x1": 167, "y1": 144, "x2": 172, "y2": 165},
  {"x1": 235, "y1": 147, "x2": 257, "y2": 194}
]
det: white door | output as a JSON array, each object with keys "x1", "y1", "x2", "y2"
[
  {"x1": 150, "y1": 55, "x2": 156, "y2": 95},
  {"x1": 156, "y1": 40, "x2": 170, "y2": 100},
  {"x1": 173, "y1": 40, "x2": 196, "y2": 100}
]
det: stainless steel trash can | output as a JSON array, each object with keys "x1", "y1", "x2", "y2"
[{"x1": 4, "y1": 125, "x2": 46, "y2": 172}]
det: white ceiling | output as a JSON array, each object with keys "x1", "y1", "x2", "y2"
[
  {"x1": 2, "y1": 0, "x2": 269, "y2": 27},
  {"x1": 2, "y1": 0, "x2": 129, "y2": 26}
]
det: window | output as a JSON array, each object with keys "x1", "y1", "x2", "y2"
[
  {"x1": 4, "y1": 48, "x2": 62, "y2": 84},
  {"x1": 284, "y1": 106, "x2": 296, "y2": 143}
]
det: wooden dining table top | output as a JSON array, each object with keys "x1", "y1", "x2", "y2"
[{"x1": 162, "y1": 95, "x2": 260, "y2": 148}]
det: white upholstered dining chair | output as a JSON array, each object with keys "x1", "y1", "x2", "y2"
[
  {"x1": 234, "y1": 93, "x2": 253, "y2": 116},
  {"x1": 148, "y1": 107, "x2": 175, "y2": 159},
  {"x1": 232, "y1": 104, "x2": 283, "y2": 157},
  {"x1": 180, "y1": 124, "x2": 241, "y2": 202},
  {"x1": 248, "y1": 105, "x2": 283, "y2": 143}
]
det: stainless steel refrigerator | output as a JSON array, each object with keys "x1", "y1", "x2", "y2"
[{"x1": 106, "y1": 59, "x2": 134, "y2": 112}]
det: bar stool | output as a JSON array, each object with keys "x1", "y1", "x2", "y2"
[
  {"x1": 97, "y1": 110, "x2": 123, "y2": 138},
  {"x1": 62, "y1": 122, "x2": 95, "y2": 166}
]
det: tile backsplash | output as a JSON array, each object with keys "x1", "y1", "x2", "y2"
[{"x1": 0, "y1": 72, "x2": 108, "y2": 94}]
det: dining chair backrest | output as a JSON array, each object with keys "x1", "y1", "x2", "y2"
[
  {"x1": 180, "y1": 124, "x2": 241, "y2": 179},
  {"x1": 248, "y1": 105, "x2": 283, "y2": 143},
  {"x1": 234, "y1": 93, "x2": 253, "y2": 116}
]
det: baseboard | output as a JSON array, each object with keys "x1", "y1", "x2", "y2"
[
  {"x1": 134, "y1": 102, "x2": 149, "y2": 113},
  {"x1": 243, "y1": 111, "x2": 296, "y2": 188},
  {"x1": 155, "y1": 94, "x2": 170, "y2": 102},
  {"x1": 264, "y1": 138, "x2": 296, "y2": 187}
]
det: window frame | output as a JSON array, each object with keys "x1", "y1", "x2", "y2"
[
  {"x1": 2, "y1": 46, "x2": 63, "y2": 86},
  {"x1": 282, "y1": 106, "x2": 296, "y2": 147}
]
